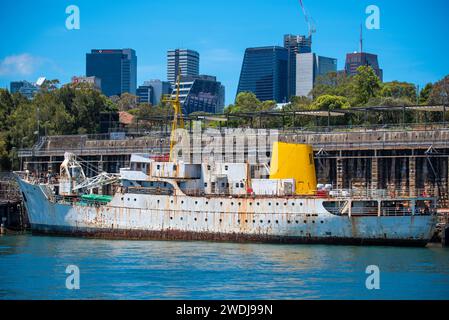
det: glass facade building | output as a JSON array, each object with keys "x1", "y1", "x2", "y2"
[
  {"x1": 10, "y1": 80, "x2": 39, "y2": 99},
  {"x1": 296, "y1": 53, "x2": 337, "y2": 97},
  {"x1": 237, "y1": 46, "x2": 288, "y2": 103},
  {"x1": 171, "y1": 75, "x2": 225, "y2": 114},
  {"x1": 86, "y1": 49, "x2": 137, "y2": 96},
  {"x1": 143, "y1": 80, "x2": 172, "y2": 105},
  {"x1": 345, "y1": 52, "x2": 383, "y2": 81},
  {"x1": 167, "y1": 49, "x2": 200, "y2": 85},
  {"x1": 136, "y1": 85, "x2": 154, "y2": 104},
  {"x1": 284, "y1": 34, "x2": 312, "y2": 98}
]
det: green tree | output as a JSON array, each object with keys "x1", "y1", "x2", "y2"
[
  {"x1": 380, "y1": 81, "x2": 417, "y2": 103},
  {"x1": 352, "y1": 66, "x2": 381, "y2": 106},
  {"x1": 310, "y1": 95, "x2": 350, "y2": 111},
  {"x1": 419, "y1": 83, "x2": 433, "y2": 104}
]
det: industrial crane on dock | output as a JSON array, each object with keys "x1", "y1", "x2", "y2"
[{"x1": 162, "y1": 70, "x2": 184, "y2": 161}]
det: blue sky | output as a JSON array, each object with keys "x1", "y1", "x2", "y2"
[{"x1": 0, "y1": 0, "x2": 448, "y2": 105}]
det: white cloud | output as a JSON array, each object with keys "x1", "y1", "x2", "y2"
[
  {"x1": 202, "y1": 49, "x2": 240, "y2": 64},
  {"x1": 0, "y1": 54, "x2": 44, "y2": 76}
]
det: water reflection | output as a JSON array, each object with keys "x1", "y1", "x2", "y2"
[{"x1": 0, "y1": 235, "x2": 448, "y2": 299}]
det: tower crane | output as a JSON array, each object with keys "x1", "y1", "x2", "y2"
[{"x1": 298, "y1": 0, "x2": 316, "y2": 37}]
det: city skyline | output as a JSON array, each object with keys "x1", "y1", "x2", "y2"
[{"x1": 1, "y1": 0, "x2": 448, "y2": 105}]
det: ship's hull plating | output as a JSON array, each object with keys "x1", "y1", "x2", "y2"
[{"x1": 18, "y1": 179, "x2": 437, "y2": 246}]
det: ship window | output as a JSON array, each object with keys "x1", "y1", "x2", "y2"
[
  {"x1": 238, "y1": 202, "x2": 241, "y2": 206},
  {"x1": 121, "y1": 197, "x2": 124, "y2": 201},
  {"x1": 181, "y1": 200, "x2": 184, "y2": 204},
  {"x1": 157, "y1": 200, "x2": 160, "y2": 203},
  {"x1": 206, "y1": 201, "x2": 208, "y2": 205},
  {"x1": 219, "y1": 219, "x2": 222, "y2": 223},
  {"x1": 195, "y1": 201, "x2": 198, "y2": 205},
  {"x1": 220, "y1": 202, "x2": 223, "y2": 206},
  {"x1": 204, "y1": 183, "x2": 208, "y2": 187},
  {"x1": 275, "y1": 220, "x2": 279, "y2": 224},
  {"x1": 205, "y1": 218, "x2": 208, "y2": 221},
  {"x1": 260, "y1": 220, "x2": 263, "y2": 223},
  {"x1": 268, "y1": 220, "x2": 271, "y2": 223},
  {"x1": 304, "y1": 220, "x2": 307, "y2": 223},
  {"x1": 226, "y1": 183, "x2": 229, "y2": 187},
  {"x1": 292, "y1": 203, "x2": 295, "y2": 206},
  {"x1": 321, "y1": 221, "x2": 324, "y2": 224},
  {"x1": 245, "y1": 220, "x2": 248, "y2": 223},
  {"x1": 295, "y1": 220, "x2": 299, "y2": 224},
  {"x1": 240, "y1": 183, "x2": 244, "y2": 188},
  {"x1": 173, "y1": 165, "x2": 177, "y2": 170},
  {"x1": 134, "y1": 199, "x2": 136, "y2": 201},
  {"x1": 164, "y1": 182, "x2": 167, "y2": 187},
  {"x1": 194, "y1": 218, "x2": 197, "y2": 221},
  {"x1": 312, "y1": 221, "x2": 315, "y2": 223},
  {"x1": 235, "y1": 183, "x2": 239, "y2": 188},
  {"x1": 252, "y1": 220, "x2": 255, "y2": 223},
  {"x1": 170, "y1": 217, "x2": 173, "y2": 220},
  {"x1": 225, "y1": 165, "x2": 228, "y2": 170},
  {"x1": 287, "y1": 221, "x2": 291, "y2": 224},
  {"x1": 157, "y1": 165, "x2": 160, "y2": 170},
  {"x1": 207, "y1": 165, "x2": 211, "y2": 170},
  {"x1": 257, "y1": 202, "x2": 260, "y2": 206},
  {"x1": 276, "y1": 203, "x2": 279, "y2": 206},
  {"x1": 268, "y1": 203, "x2": 271, "y2": 206},
  {"x1": 238, "y1": 219, "x2": 240, "y2": 223},
  {"x1": 171, "y1": 200, "x2": 174, "y2": 203},
  {"x1": 231, "y1": 202, "x2": 234, "y2": 205},
  {"x1": 249, "y1": 202, "x2": 252, "y2": 206},
  {"x1": 180, "y1": 217, "x2": 183, "y2": 220},
  {"x1": 127, "y1": 198, "x2": 130, "y2": 201},
  {"x1": 284, "y1": 202, "x2": 287, "y2": 206}
]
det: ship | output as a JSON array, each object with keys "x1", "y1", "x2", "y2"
[{"x1": 14, "y1": 75, "x2": 438, "y2": 247}]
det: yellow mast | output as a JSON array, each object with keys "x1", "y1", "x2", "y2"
[{"x1": 162, "y1": 71, "x2": 184, "y2": 161}]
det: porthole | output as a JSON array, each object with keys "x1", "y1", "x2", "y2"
[
  {"x1": 276, "y1": 203, "x2": 279, "y2": 206},
  {"x1": 252, "y1": 220, "x2": 255, "y2": 223},
  {"x1": 238, "y1": 219, "x2": 240, "y2": 223},
  {"x1": 300, "y1": 203, "x2": 303, "y2": 206},
  {"x1": 275, "y1": 220, "x2": 279, "y2": 224},
  {"x1": 284, "y1": 202, "x2": 287, "y2": 206},
  {"x1": 127, "y1": 198, "x2": 130, "y2": 201},
  {"x1": 292, "y1": 202, "x2": 295, "y2": 206},
  {"x1": 312, "y1": 221, "x2": 315, "y2": 224},
  {"x1": 194, "y1": 218, "x2": 197, "y2": 221},
  {"x1": 134, "y1": 199, "x2": 136, "y2": 201},
  {"x1": 181, "y1": 201, "x2": 184, "y2": 204},
  {"x1": 195, "y1": 201, "x2": 198, "y2": 204},
  {"x1": 287, "y1": 220, "x2": 291, "y2": 224},
  {"x1": 245, "y1": 220, "x2": 248, "y2": 223},
  {"x1": 268, "y1": 203, "x2": 271, "y2": 206},
  {"x1": 121, "y1": 197, "x2": 124, "y2": 201},
  {"x1": 321, "y1": 221, "x2": 324, "y2": 224},
  {"x1": 295, "y1": 220, "x2": 299, "y2": 224},
  {"x1": 268, "y1": 220, "x2": 271, "y2": 223},
  {"x1": 249, "y1": 202, "x2": 252, "y2": 206},
  {"x1": 304, "y1": 220, "x2": 307, "y2": 223},
  {"x1": 205, "y1": 218, "x2": 208, "y2": 222},
  {"x1": 170, "y1": 217, "x2": 173, "y2": 220},
  {"x1": 157, "y1": 200, "x2": 160, "y2": 203},
  {"x1": 220, "y1": 202, "x2": 223, "y2": 206},
  {"x1": 205, "y1": 201, "x2": 208, "y2": 205},
  {"x1": 238, "y1": 202, "x2": 241, "y2": 206},
  {"x1": 180, "y1": 217, "x2": 183, "y2": 220},
  {"x1": 219, "y1": 219, "x2": 222, "y2": 223},
  {"x1": 231, "y1": 202, "x2": 234, "y2": 205},
  {"x1": 257, "y1": 202, "x2": 260, "y2": 206},
  {"x1": 260, "y1": 220, "x2": 263, "y2": 223}
]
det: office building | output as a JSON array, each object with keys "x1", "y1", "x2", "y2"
[
  {"x1": 284, "y1": 34, "x2": 312, "y2": 98},
  {"x1": 71, "y1": 76, "x2": 101, "y2": 91},
  {"x1": 142, "y1": 80, "x2": 172, "y2": 105},
  {"x1": 167, "y1": 49, "x2": 200, "y2": 85},
  {"x1": 9, "y1": 80, "x2": 39, "y2": 99},
  {"x1": 86, "y1": 49, "x2": 137, "y2": 96},
  {"x1": 345, "y1": 52, "x2": 383, "y2": 81},
  {"x1": 296, "y1": 53, "x2": 337, "y2": 97},
  {"x1": 237, "y1": 46, "x2": 288, "y2": 102},
  {"x1": 171, "y1": 75, "x2": 225, "y2": 114},
  {"x1": 136, "y1": 85, "x2": 154, "y2": 104}
]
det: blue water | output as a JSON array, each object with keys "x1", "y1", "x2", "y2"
[{"x1": 0, "y1": 234, "x2": 448, "y2": 300}]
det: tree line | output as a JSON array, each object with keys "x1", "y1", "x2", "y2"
[{"x1": 0, "y1": 67, "x2": 448, "y2": 170}]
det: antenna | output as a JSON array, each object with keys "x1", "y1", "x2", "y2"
[{"x1": 360, "y1": 23, "x2": 363, "y2": 53}]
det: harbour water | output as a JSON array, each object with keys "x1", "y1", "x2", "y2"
[{"x1": 0, "y1": 234, "x2": 448, "y2": 300}]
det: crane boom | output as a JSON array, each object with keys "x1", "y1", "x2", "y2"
[{"x1": 298, "y1": 0, "x2": 316, "y2": 37}]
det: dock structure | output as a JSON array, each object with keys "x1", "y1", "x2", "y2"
[
  {"x1": 0, "y1": 174, "x2": 28, "y2": 231},
  {"x1": 16, "y1": 125, "x2": 449, "y2": 211}
]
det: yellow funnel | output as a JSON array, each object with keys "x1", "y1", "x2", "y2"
[{"x1": 269, "y1": 142, "x2": 317, "y2": 195}]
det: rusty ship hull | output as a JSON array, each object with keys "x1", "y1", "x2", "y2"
[{"x1": 18, "y1": 178, "x2": 437, "y2": 246}]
